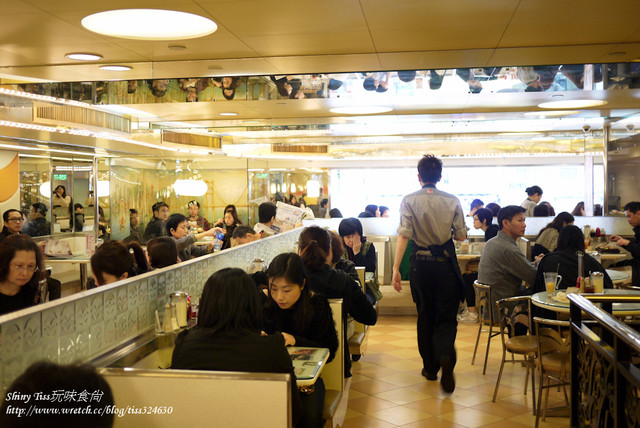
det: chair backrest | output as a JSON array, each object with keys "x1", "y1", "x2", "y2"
[
  {"x1": 355, "y1": 266, "x2": 365, "y2": 290},
  {"x1": 495, "y1": 296, "x2": 532, "y2": 344},
  {"x1": 533, "y1": 317, "x2": 570, "y2": 376},
  {"x1": 473, "y1": 281, "x2": 492, "y2": 323},
  {"x1": 322, "y1": 299, "x2": 344, "y2": 392}
]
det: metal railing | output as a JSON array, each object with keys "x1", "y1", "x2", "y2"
[{"x1": 568, "y1": 293, "x2": 640, "y2": 427}]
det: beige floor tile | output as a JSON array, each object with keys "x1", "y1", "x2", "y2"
[
  {"x1": 385, "y1": 348, "x2": 422, "y2": 359},
  {"x1": 373, "y1": 387, "x2": 431, "y2": 405},
  {"x1": 350, "y1": 379, "x2": 401, "y2": 395},
  {"x1": 347, "y1": 395, "x2": 398, "y2": 414},
  {"x1": 378, "y1": 372, "x2": 426, "y2": 387},
  {"x1": 439, "y1": 407, "x2": 503, "y2": 427},
  {"x1": 403, "y1": 397, "x2": 465, "y2": 416},
  {"x1": 369, "y1": 405, "x2": 432, "y2": 426},
  {"x1": 469, "y1": 401, "x2": 532, "y2": 418},
  {"x1": 341, "y1": 414, "x2": 399, "y2": 428},
  {"x1": 400, "y1": 418, "x2": 467, "y2": 428},
  {"x1": 344, "y1": 408, "x2": 364, "y2": 420},
  {"x1": 385, "y1": 359, "x2": 424, "y2": 372},
  {"x1": 509, "y1": 413, "x2": 569, "y2": 427}
]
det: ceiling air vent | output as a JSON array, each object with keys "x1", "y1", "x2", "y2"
[
  {"x1": 33, "y1": 102, "x2": 130, "y2": 133},
  {"x1": 272, "y1": 144, "x2": 328, "y2": 153},
  {"x1": 162, "y1": 130, "x2": 222, "y2": 149}
]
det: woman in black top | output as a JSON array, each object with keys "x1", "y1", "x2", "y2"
[
  {"x1": 0, "y1": 235, "x2": 43, "y2": 316},
  {"x1": 172, "y1": 268, "x2": 301, "y2": 425},
  {"x1": 298, "y1": 226, "x2": 377, "y2": 377},
  {"x1": 264, "y1": 253, "x2": 338, "y2": 428}
]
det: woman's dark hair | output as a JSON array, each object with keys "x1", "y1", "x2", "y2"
[
  {"x1": 474, "y1": 208, "x2": 493, "y2": 226},
  {"x1": 165, "y1": 213, "x2": 187, "y2": 236},
  {"x1": 32, "y1": 202, "x2": 47, "y2": 216},
  {"x1": 525, "y1": 185, "x2": 543, "y2": 196},
  {"x1": 571, "y1": 201, "x2": 585, "y2": 216},
  {"x1": 147, "y1": 237, "x2": 178, "y2": 268},
  {"x1": 470, "y1": 199, "x2": 484, "y2": 210},
  {"x1": 338, "y1": 217, "x2": 364, "y2": 238},
  {"x1": 0, "y1": 234, "x2": 44, "y2": 290},
  {"x1": 90, "y1": 240, "x2": 148, "y2": 285},
  {"x1": 364, "y1": 205, "x2": 377, "y2": 216},
  {"x1": 556, "y1": 225, "x2": 585, "y2": 252},
  {"x1": 541, "y1": 201, "x2": 555, "y2": 216},
  {"x1": 298, "y1": 226, "x2": 331, "y2": 271},
  {"x1": 358, "y1": 211, "x2": 374, "y2": 218},
  {"x1": 197, "y1": 268, "x2": 263, "y2": 335},
  {"x1": 73, "y1": 203, "x2": 83, "y2": 211},
  {"x1": 223, "y1": 206, "x2": 241, "y2": 226},
  {"x1": 0, "y1": 361, "x2": 114, "y2": 428},
  {"x1": 485, "y1": 203, "x2": 501, "y2": 217},
  {"x1": 328, "y1": 208, "x2": 343, "y2": 218},
  {"x1": 379, "y1": 206, "x2": 389, "y2": 216},
  {"x1": 265, "y1": 253, "x2": 314, "y2": 334},
  {"x1": 536, "y1": 212, "x2": 575, "y2": 239},
  {"x1": 533, "y1": 204, "x2": 550, "y2": 217},
  {"x1": 54, "y1": 185, "x2": 67, "y2": 198},
  {"x1": 328, "y1": 231, "x2": 344, "y2": 265},
  {"x1": 417, "y1": 155, "x2": 443, "y2": 183}
]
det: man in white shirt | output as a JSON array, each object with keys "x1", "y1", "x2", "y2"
[{"x1": 253, "y1": 202, "x2": 277, "y2": 238}]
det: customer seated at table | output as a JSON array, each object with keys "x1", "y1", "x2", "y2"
[
  {"x1": 534, "y1": 225, "x2": 613, "y2": 293},
  {"x1": 186, "y1": 200, "x2": 211, "y2": 232},
  {"x1": 473, "y1": 208, "x2": 499, "y2": 241},
  {"x1": 298, "y1": 226, "x2": 377, "y2": 377},
  {"x1": 89, "y1": 240, "x2": 149, "y2": 287},
  {"x1": 218, "y1": 208, "x2": 241, "y2": 250},
  {"x1": 338, "y1": 217, "x2": 381, "y2": 303},
  {"x1": 124, "y1": 209, "x2": 144, "y2": 244},
  {"x1": 532, "y1": 211, "x2": 575, "y2": 258},
  {"x1": 468, "y1": 199, "x2": 484, "y2": 217},
  {"x1": 329, "y1": 208, "x2": 343, "y2": 218},
  {"x1": 143, "y1": 202, "x2": 169, "y2": 241},
  {"x1": 22, "y1": 203, "x2": 50, "y2": 237},
  {"x1": 232, "y1": 225, "x2": 260, "y2": 246},
  {"x1": 1, "y1": 209, "x2": 24, "y2": 243},
  {"x1": 254, "y1": 202, "x2": 277, "y2": 237},
  {"x1": 533, "y1": 204, "x2": 550, "y2": 217},
  {"x1": 520, "y1": 185, "x2": 543, "y2": 217},
  {"x1": 485, "y1": 202, "x2": 501, "y2": 217},
  {"x1": 0, "y1": 235, "x2": 44, "y2": 316},
  {"x1": 364, "y1": 204, "x2": 379, "y2": 217},
  {"x1": 610, "y1": 201, "x2": 640, "y2": 287},
  {"x1": 379, "y1": 206, "x2": 390, "y2": 217},
  {"x1": 264, "y1": 253, "x2": 339, "y2": 428},
  {"x1": 0, "y1": 361, "x2": 115, "y2": 428},
  {"x1": 329, "y1": 230, "x2": 359, "y2": 285},
  {"x1": 571, "y1": 201, "x2": 585, "y2": 216},
  {"x1": 478, "y1": 206, "x2": 541, "y2": 318},
  {"x1": 171, "y1": 268, "x2": 302, "y2": 426},
  {"x1": 540, "y1": 201, "x2": 556, "y2": 216},
  {"x1": 165, "y1": 214, "x2": 222, "y2": 260},
  {"x1": 73, "y1": 203, "x2": 85, "y2": 232},
  {"x1": 146, "y1": 237, "x2": 178, "y2": 269}
]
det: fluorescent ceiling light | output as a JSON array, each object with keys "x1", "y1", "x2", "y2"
[
  {"x1": 82, "y1": 9, "x2": 217, "y2": 40},
  {"x1": 219, "y1": 112, "x2": 238, "y2": 116},
  {"x1": 99, "y1": 65, "x2": 132, "y2": 71},
  {"x1": 538, "y1": 100, "x2": 607, "y2": 109},
  {"x1": 524, "y1": 110, "x2": 580, "y2": 117},
  {"x1": 66, "y1": 53, "x2": 103, "y2": 61},
  {"x1": 330, "y1": 106, "x2": 392, "y2": 115},
  {"x1": 497, "y1": 132, "x2": 542, "y2": 136}
]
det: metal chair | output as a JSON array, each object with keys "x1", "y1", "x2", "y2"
[
  {"x1": 492, "y1": 296, "x2": 539, "y2": 415},
  {"x1": 534, "y1": 317, "x2": 570, "y2": 428},
  {"x1": 471, "y1": 281, "x2": 499, "y2": 374}
]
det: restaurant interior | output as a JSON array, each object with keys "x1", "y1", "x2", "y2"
[{"x1": 1, "y1": 1, "x2": 640, "y2": 427}]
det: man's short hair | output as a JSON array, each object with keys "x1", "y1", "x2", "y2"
[
  {"x1": 417, "y1": 155, "x2": 443, "y2": 184},
  {"x1": 474, "y1": 208, "x2": 493, "y2": 226},
  {"x1": 233, "y1": 225, "x2": 258, "y2": 240},
  {"x1": 497, "y1": 205, "x2": 526, "y2": 230},
  {"x1": 32, "y1": 203, "x2": 47, "y2": 215},
  {"x1": 470, "y1": 199, "x2": 484, "y2": 210},
  {"x1": 320, "y1": 198, "x2": 329, "y2": 208},
  {"x1": 624, "y1": 201, "x2": 640, "y2": 213},
  {"x1": 533, "y1": 204, "x2": 550, "y2": 217},
  {"x1": 3, "y1": 209, "x2": 21, "y2": 222},
  {"x1": 152, "y1": 202, "x2": 168, "y2": 214},
  {"x1": 130, "y1": 208, "x2": 138, "y2": 215},
  {"x1": 187, "y1": 200, "x2": 200, "y2": 208},
  {"x1": 258, "y1": 202, "x2": 277, "y2": 223},
  {"x1": 165, "y1": 213, "x2": 187, "y2": 235},
  {"x1": 338, "y1": 217, "x2": 364, "y2": 238}
]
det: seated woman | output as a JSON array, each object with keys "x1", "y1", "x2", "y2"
[
  {"x1": 534, "y1": 225, "x2": 613, "y2": 293},
  {"x1": 219, "y1": 208, "x2": 242, "y2": 250},
  {"x1": 264, "y1": 253, "x2": 338, "y2": 428},
  {"x1": 171, "y1": 268, "x2": 301, "y2": 425},
  {"x1": 298, "y1": 226, "x2": 377, "y2": 377},
  {"x1": 532, "y1": 212, "x2": 575, "y2": 258},
  {"x1": 338, "y1": 218, "x2": 381, "y2": 303},
  {"x1": 89, "y1": 240, "x2": 149, "y2": 287},
  {"x1": 329, "y1": 230, "x2": 359, "y2": 285},
  {"x1": 165, "y1": 214, "x2": 223, "y2": 260},
  {"x1": 146, "y1": 237, "x2": 178, "y2": 269},
  {"x1": 0, "y1": 234, "x2": 44, "y2": 316},
  {"x1": 473, "y1": 208, "x2": 499, "y2": 241}
]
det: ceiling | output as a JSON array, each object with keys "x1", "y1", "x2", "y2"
[{"x1": 2, "y1": 0, "x2": 640, "y2": 161}]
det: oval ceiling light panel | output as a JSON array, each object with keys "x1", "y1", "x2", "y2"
[
  {"x1": 66, "y1": 53, "x2": 103, "y2": 61},
  {"x1": 523, "y1": 110, "x2": 580, "y2": 117},
  {"x1": 99, "y1": 65, "x2": 132, "y2": 71},
  {"x1": 82, "y1": 9, "x2": 217, "y2": 40},
  {"x1": 538, "y1": 100, "x2": 607, "y2": 109},
  {"x1": 330, "y1": 106, "x2": 392, "y2": 115}
]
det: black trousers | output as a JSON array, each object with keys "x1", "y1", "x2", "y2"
[{"x1": 410, "y1": 259, "x2": 459, "y2": 374}]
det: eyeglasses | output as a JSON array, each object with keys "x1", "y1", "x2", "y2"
[
  {"x1": 7, "y1": 218, "x2": 23, "y2": 223},
  {"x1": 11, "y1": 265, "x2": 39, "y2": 273}
]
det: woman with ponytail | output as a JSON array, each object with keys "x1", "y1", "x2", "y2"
[{"x1": 298, "y1": 226, "x2": 377, "y2": 377}]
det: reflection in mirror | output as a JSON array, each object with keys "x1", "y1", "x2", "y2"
[{"x1": 19, "y1": 157, "x2": 51, "y2": 237}]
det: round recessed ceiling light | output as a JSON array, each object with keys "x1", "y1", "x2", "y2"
[
  {"x1": 538, "y1": 100, "x2": 607, "y2": 109},
  {"x1": 81, "y1": 9, "x2": 217, "y2": 41},
  {"x1": 330, "y1": 106, "x2": 392, "y2": 115},
  {"x1": 99, "y1": 65, "x2": 132, "y2": 71},
  {"x1": 219, "y1": 112, "x2": 238, "y2": 116},
  {"x1": 66, "y1": 53, "x2": 103, "y2": 61},
  {"x1": 524, "y1": 110, "x2": 580, "y2": 117}
]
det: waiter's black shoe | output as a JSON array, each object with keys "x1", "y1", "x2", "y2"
[
  {"x1": 421, "y1": 369, "x2": 437, "y2": 381},
  {"x1": 440, "y1": 357, "x2": 455, "y2": 393}
]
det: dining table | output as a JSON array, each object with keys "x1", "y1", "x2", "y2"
[
  {"x1": 532, "y1": 288, "x2": 640, "y2": 315},
  {"x1": 287, "y1": 347, "x2": 330, "y2": 387}
]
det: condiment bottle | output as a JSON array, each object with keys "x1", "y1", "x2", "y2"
[{"x1": 576, "y1": 251, "x2": 585, "y2": 291}]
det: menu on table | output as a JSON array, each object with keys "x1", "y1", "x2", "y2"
[{"x1": 287, "y1": 347, "x2": 330, "y2": 381}]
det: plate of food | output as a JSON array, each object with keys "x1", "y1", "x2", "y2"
[
  {"x1": 553, "y1": 291, "x2": 570, "y2": 303},
  {"x1": 594, "y1": 243, "x2": 620, "y2": 254}
]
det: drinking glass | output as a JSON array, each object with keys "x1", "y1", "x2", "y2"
[
  {"x1": 590, "y1": 272, "x2": 604, "y2": 293},
  {"x1": 543, "y1": 272, "x2": 562, "y2": 295}
]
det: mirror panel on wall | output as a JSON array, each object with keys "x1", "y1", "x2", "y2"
[
  {"x1": 607, "y1": 133, "x2": 640, "y2": 214},
  {"x1": 19, "y1": 158, "x2": 52, "y2": 235}
]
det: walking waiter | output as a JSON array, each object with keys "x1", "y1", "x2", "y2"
[{"x1": 392, "y1": 155, "x2": 467, "y2": 393}]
